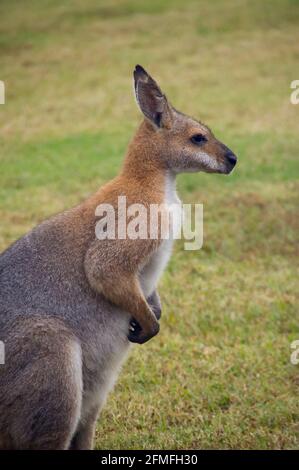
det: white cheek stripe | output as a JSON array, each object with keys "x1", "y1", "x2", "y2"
[{"x1": 197, "y1": 151, "x2": 219, "y2": 170}]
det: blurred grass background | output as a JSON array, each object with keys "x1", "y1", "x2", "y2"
[{"x1": 1, "y1": 0, "x2": 299, "y2": 449}]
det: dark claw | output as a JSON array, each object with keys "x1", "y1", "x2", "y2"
[
  {"x1": 128, "y1": 329, "x2": 148, "y2": 344},
  {"x1": 128, "y1": 318, "x2": 160, "y2": 344},
  {"x1": 129, "y1": 318, "x2": 142, "y2": 333}
]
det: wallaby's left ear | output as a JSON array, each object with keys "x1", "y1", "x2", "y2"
[{"x1": 133, "y1": 65, "x2": 173, "y2": 128}]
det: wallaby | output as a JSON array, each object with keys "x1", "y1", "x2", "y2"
[{"x1": 0, "y1": 65, "x2": 237, "y2": 450}]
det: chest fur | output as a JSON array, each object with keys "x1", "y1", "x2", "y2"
[{"x1": 140, "y1": 174, "x2": 182, "y2": 297}]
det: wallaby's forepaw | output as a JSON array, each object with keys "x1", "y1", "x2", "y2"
[{"x1": 128, "y1": 319, "x2": 160, "y2": 344}]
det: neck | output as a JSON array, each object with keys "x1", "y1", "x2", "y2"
[{"x1": 121, "y1": 120, "x2": 169, "y2": 182}]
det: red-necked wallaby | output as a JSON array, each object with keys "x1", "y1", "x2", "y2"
[{"x1": 0, "y1": 65, "x2": 237, "y2": 449}]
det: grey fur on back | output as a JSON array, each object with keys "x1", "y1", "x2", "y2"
[{"x1": 0, "y1": 201, "x2": 131, "y2": 449}]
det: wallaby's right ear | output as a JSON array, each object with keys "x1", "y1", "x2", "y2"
[{"x1": 133, "y1": 65, "x2": 172, "y2": 129}]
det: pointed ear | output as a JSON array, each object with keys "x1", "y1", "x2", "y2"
[{"x1": 133, "y1": 65, "x2": 173, "y2": 128}]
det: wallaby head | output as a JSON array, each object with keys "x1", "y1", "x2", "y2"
[{"x1": 133, "y1": 65, "x2": 237, "y2": 175}]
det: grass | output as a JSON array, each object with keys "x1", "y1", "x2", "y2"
[{"x1": 1, "y1": 0, "x2": 299, "y2": 449}]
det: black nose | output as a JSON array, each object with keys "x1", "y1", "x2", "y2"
[{"x1": 225, "y1": 151, "x2": 237, "y2": 167}]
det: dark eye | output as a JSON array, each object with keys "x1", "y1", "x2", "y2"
[{"x1": 191, "y1": 134, "x2": 207, "y2": 145}]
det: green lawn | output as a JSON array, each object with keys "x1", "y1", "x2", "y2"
[{"x1": 1, "y1": 0, "x2": 299, "y2": 449}]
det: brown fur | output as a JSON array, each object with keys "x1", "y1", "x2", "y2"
[
  {"x1": 83, "y1": 66, "x2": 237, "y2": 343},
  {"x1": 84, "y1": 128, "x2": 165, "y2": 343}
]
